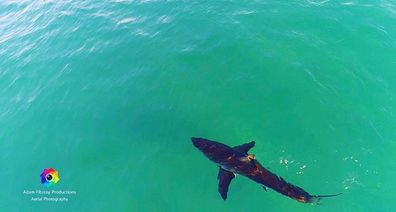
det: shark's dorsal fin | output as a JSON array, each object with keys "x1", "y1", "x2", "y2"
[
  {"x1": 233, "y1": 141, "x2": 255, "y2": 154},
  {"x1": 217, "y1": 167, "x2": 235, "y2": 200}
]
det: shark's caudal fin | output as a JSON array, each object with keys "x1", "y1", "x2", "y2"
[
  {"x1": 233, "y1": 141, "x2": 255, "y2": 154},
  {"x1": 307, "y1": 193, "x2": 343, "y2": 203},
  {"x1": 217, "y1": 167, "x2": 235, "y2": 200}
]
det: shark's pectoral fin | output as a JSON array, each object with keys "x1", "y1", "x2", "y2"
[
  {"x1": 217, "y1": 167, "x2": 235, "y2": 200},
  {"x1": 233, "y1": 141, "x2": 255, "y2": 154}
]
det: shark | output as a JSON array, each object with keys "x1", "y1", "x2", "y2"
[{"x1": 191, "y1": 137, "x2": 341, "y2": 203}]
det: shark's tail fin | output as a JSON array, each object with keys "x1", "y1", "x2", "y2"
[{"x1": 307, "y1": 193, "x2": 342, "y2": 203}]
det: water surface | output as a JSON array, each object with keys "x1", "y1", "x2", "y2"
[{"x1": 1, "y1": 0, "x2": 396, "y2": 211}]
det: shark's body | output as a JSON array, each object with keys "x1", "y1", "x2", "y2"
[{"x1": 192, "y1": 137, "x2": 340, "y2": 203}]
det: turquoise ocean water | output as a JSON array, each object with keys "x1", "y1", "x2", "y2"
[{"x1": 1, "y1": 0, "x2": 396, "y2": 211}]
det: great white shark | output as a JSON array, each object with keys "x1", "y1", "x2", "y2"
[{"x1": 191, "y1": 137, "x2": 341, "y2": 203}]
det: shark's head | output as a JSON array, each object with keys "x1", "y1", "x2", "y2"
[
  {"x1": 191, "y1": 137, "x2": 209, "y2": 150},
  {"x1": 191, "y1": 137, "x2": 235, "y2": 164}
]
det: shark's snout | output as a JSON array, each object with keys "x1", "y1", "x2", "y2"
[{"x1": 191, "y1": 137, "x2": 206, "y2": 149}]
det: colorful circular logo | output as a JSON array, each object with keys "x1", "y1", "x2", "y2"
[{"x1": 40, "y1": 168, "x2": 60, "y2": 187}]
